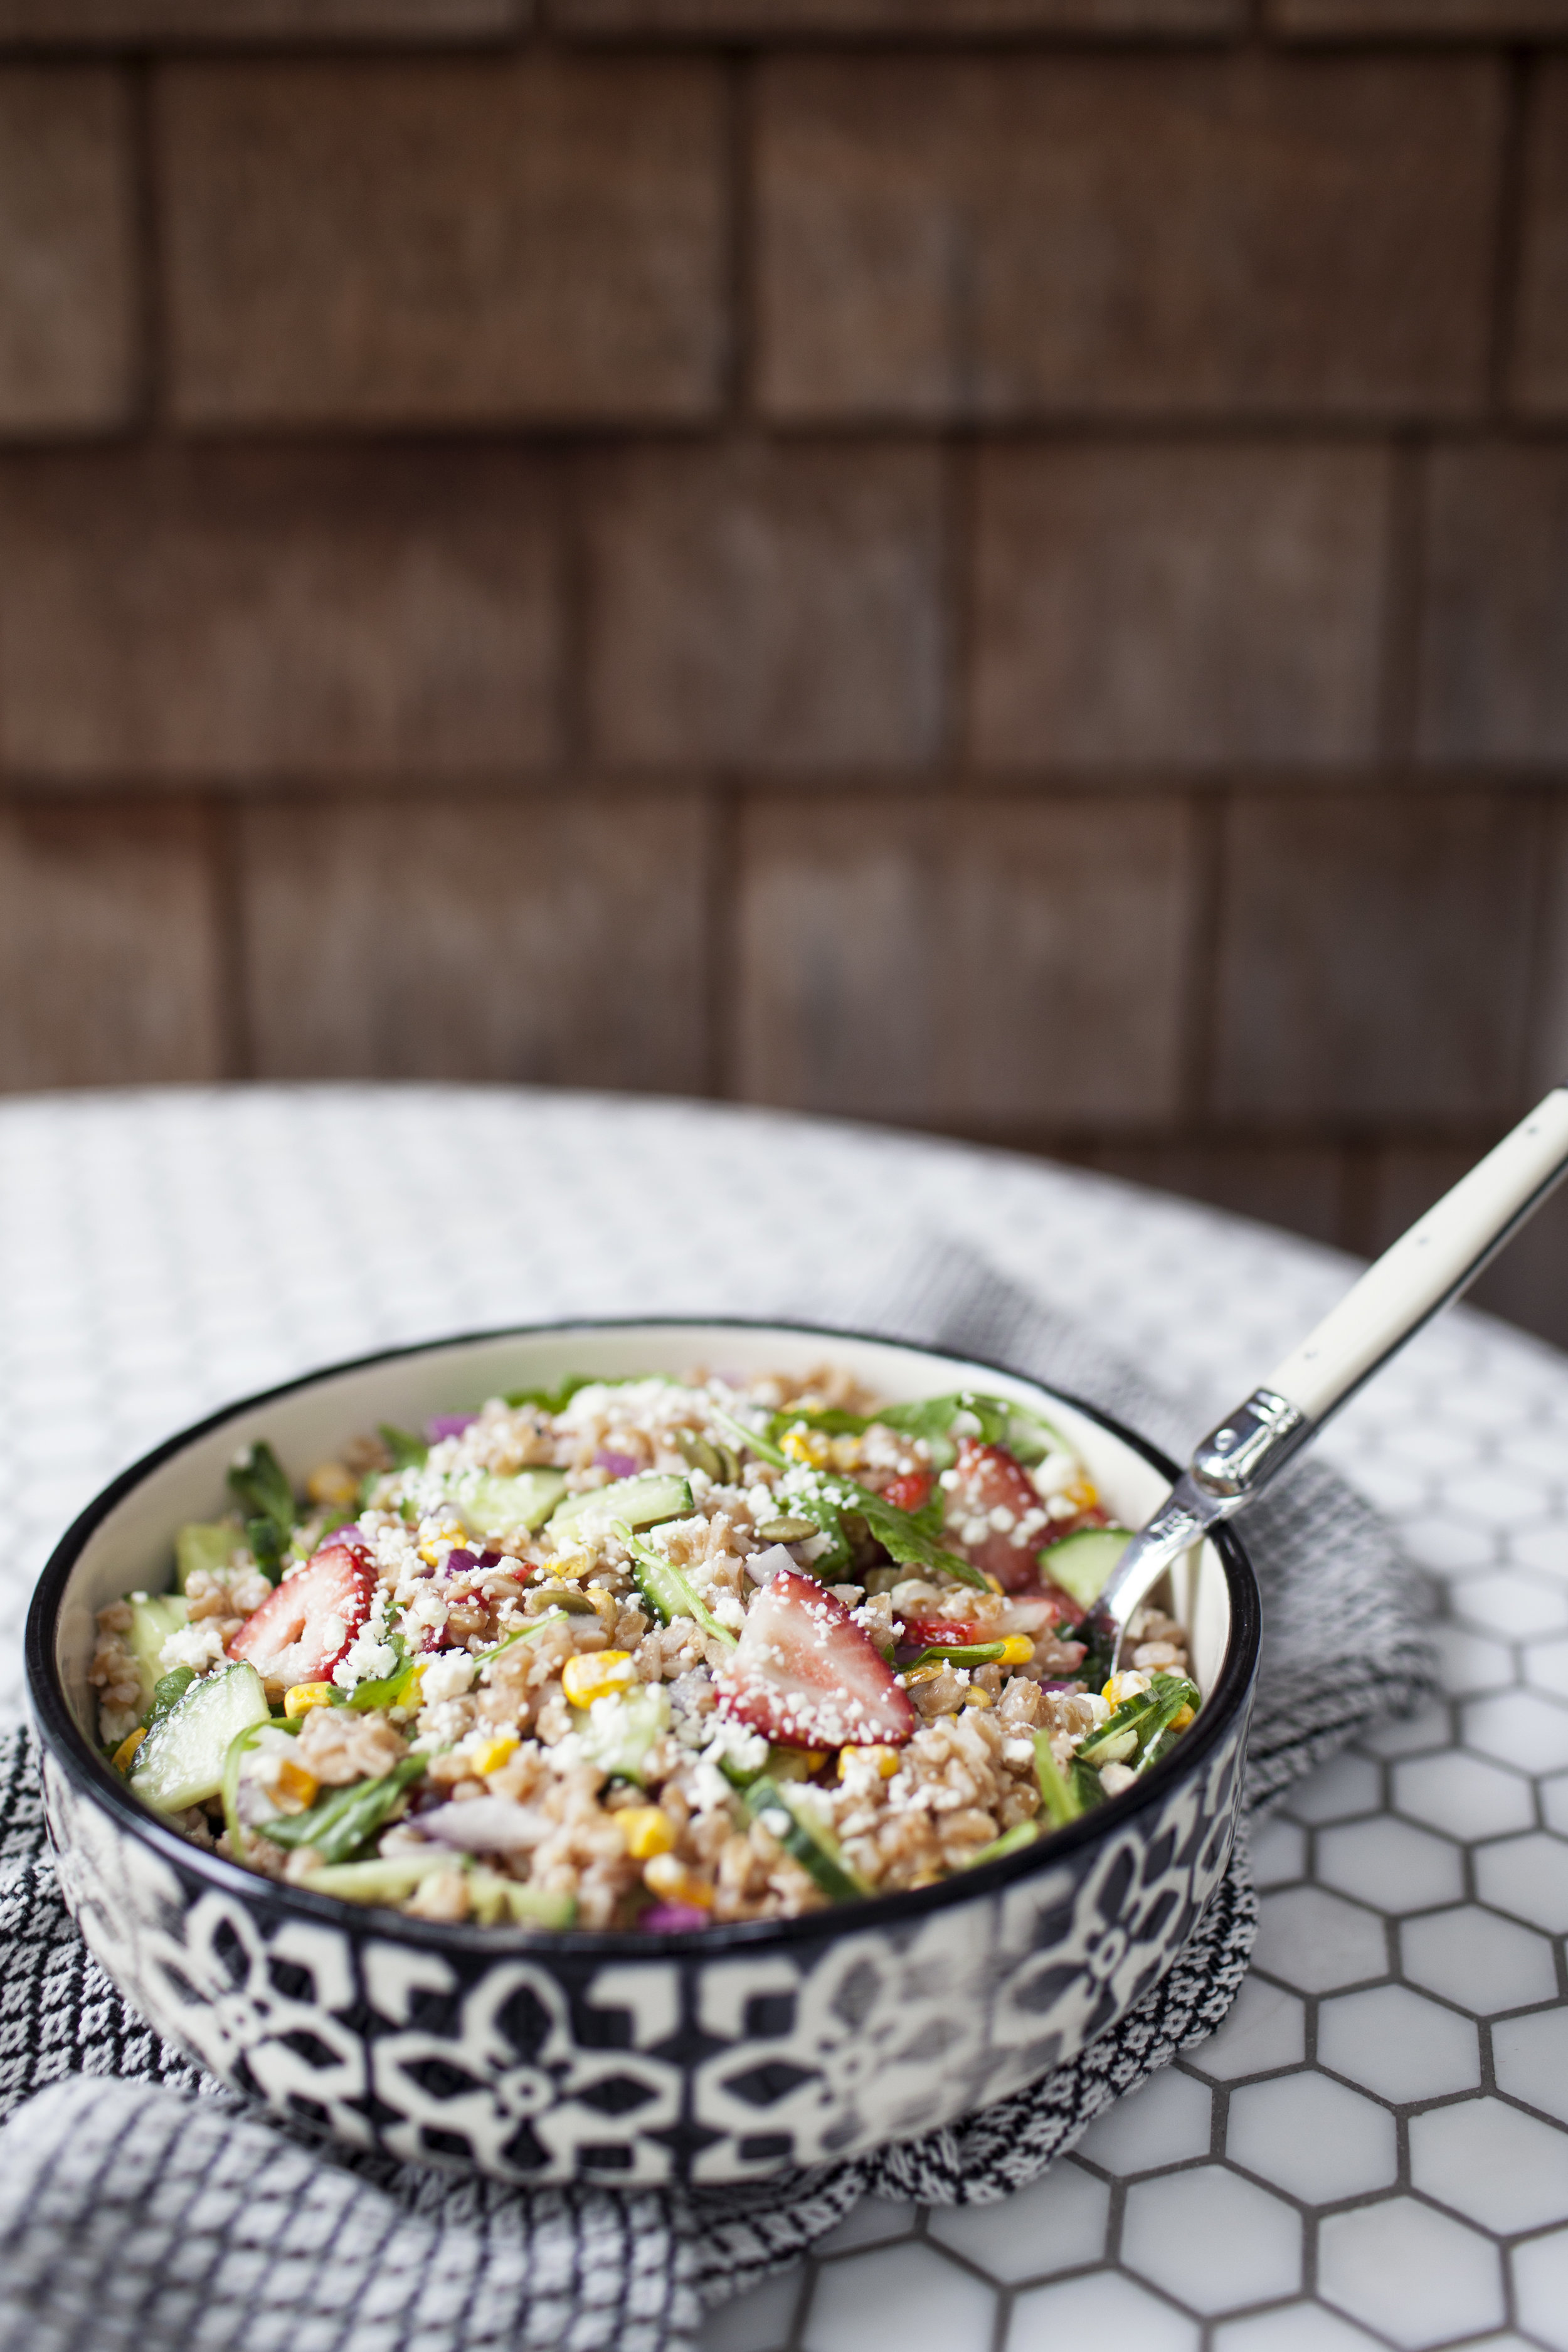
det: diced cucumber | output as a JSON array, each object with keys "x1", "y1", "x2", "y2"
[
  {"x1": 548, "y1": 1472, "x2": 692, "y2": 1537},
  {"x1": 961, "y1": 1820, "x2": 1040, "y2": 1869},
  {"x1": 125, "y1": 1594, "x2": 190, "y2": 1714},
  {"x1": 617, "y1": 1523, "x2": 737, "y2": 1650},
  {"x1": 454, "y1": 1466, "x2": 568, "y2": 1540},
  {"x1": 1032, "y1": 1732, "x2": 1083, "y2": 1828},
  {"x1": 743, "y1": 1776, "x2": 864, "y2": 1904},
  {"x1": 297, "y1": 1851, "x2": 456, "y2": 1905},
  {"x1": 574, "y1": 1682, "x2": 670, "y2": 1785},
  {"x1": 1037, "y1": 1524, "x2": 1133, "y2": 1608},
  {"x1": 174, "y1": 1522, "x2": 240, "y2": 1591},
  {"x1": 129, "y1": 1661, "x2": 269, "y2": 1813}
]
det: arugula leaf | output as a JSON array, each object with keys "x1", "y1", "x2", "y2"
[
  {"x1": 504, "y1": 1374, "x2": 596, "y2": 1414},
  {"x1": 851, "y1": 1484, "x2": 989, "y2": 1592},
  {"x1": 147, "y1": 1666, "x2": 196, "y2": 1726},
  {"x1": 766, "y1": 1404, "x2": 869, "y2": 1443},
  {"x1": 257, "y1": 1756, "x2": 426, "y2": 1866},
  {"x1": 228, "y1": 1442, "x2": 295, "y2": 1543},
  {"x1": 378, "y1": 1422, "x2": 428, "y2": 1472},
  {"x1": 709, "y1": 1402, "x2": 788, "y2": 1470}
]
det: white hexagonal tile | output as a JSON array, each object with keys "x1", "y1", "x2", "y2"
[
  {"x1": 928, "y1": 2161, "x2": 1108, "y2": 2283},
  {"x1": 1008, "y1": 2269, "x2": 1199, "y2": 2352},
  {"x1": 1189, "y1": 1974, "x2": 1306, "y2": 2084},
  {"x1": 1394, "y1": 1752, "x2": 1536, "y2": 1841},
  {"x1": 1214, "y1": 2307, "x2": 1384, "y2": 2352},
  {"x1": 1254, "y1": 1888, "x2": 1389, "y2": 1995},
  {"x1": 1411, "y1": 2097, "x2": 1568, "y2": 2234},
  {"x1": 1513, "y1": 2225, "x2": 1568, "y2": 2352},
  {"x1": 1359, "y1": 1705, "x2": 1456, "y2": 1762},
  {"x1": 1463, "y1": 1693, "x2": 1568, "y2": 1776},
  {"x1": 803, "y1": 2242, "x2": 995, "y2": 2352},
  {"x1": 1075, "y1": 2066, "x2": 1212, "y2": 2175},
  {"x1": 1431, "y1": 1623, "x2": 1517, "y2": 1699},
  {"x1": 1252, "y1": 1815, "x2": 1309, "y2": 1889},
  {"x1": 1384, "y1": 1419, "x2": 1479, "y2": 1471},
  {"x1": 1450, "y1": 1572, "x2": 1568, "y2": 1640},
  {"x1": 1399, "y1": 1514, "x2": 1500, "y2": 1574},
  {"x1": 1318, "y1": 2198, "x2": 1505, "y2": 2348},
  {"x1": 1512, "y1": 1522, "x2": 1568, "y2": 1582},
  {"x1": 1283, "y1": 1753, "x2": 1384, "y2": 1826},
  {"x1": 1227, "y1": 2072, "x2": 1397, "y2": 2203},
  {"x1": 1121, "y1": 2168, "x2": 1302, "y2": 2315},
  {"x1": 1316, "y1": 1816, "x2": 1466, "y2": 1914},
  {"x1": 702, "y1": 2263, "x2": 806, "y2": 2352},
  {"x1": 1447, "y1": 1469, "x2": 1554, "y2": 1528},
  {"x1": 1317, "y1": 1984, "x2": 1481, "y2": 2103},
  {"x1": 1345, "y1": 1455, "x2": 1432, "y2": 1517},
  {"x1": 1475, "y1": 1833, "x2": 1568, "y2": 1935},
  {"x1": 813, "y1": 2200, "x2": 920, "y2": 2256},
  {"x1": 1493, "y1": 2011, "x2": 1568, "y2": 2129},
  {"x1": 1401, "y1": 1907, "x2": 1559, "y2": 2016},
  {"x1": 1528, "y1": 1640, "x2": 1568, "y2": 1705},
  {"x1": 1544, "y1": 1775, "x2": 1568, "y2": 1836}
]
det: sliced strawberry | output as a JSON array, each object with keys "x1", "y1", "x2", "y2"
[
  {"x1": 882, "y1": 1468, "x2": 935, "y2": 1515},
  {"x1": 229, "y1": 1540, "x2": 375, "y2": 1688},
  {"x1": 945, "y1": 1439, "x2": 1051, "y2": 1593},
  {"x1": 716, "y1": 1567, "x2": 916, "y2": 1749}
]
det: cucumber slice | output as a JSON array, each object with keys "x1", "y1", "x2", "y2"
[
  {"x1": 573, "y1": 1682, "x2": 670, "y2": 1785},
  {"x1": 743, "y1": 1776, "x2": 864, "y2": 1904},
  {"x1": 1037, "y1": 1525, "x2": 1133, "y2": 1609},
  {"x1": 174, "y1": 1522, "x2": 239, "y2": 1591},
  {"x1": 125, "y1": 1594, "x2": 191, "y2": 1714},
  {"x1": 548, "y1": 1472, "x2": 692, "y2": 1538},
  {"x1": 454, "y1": 1466, "x2": 568, "y2": 1540},
  {"x1": 129, "y1": 1661, "x2": 269, "y2": 1813},
  {"x1": 297, "y1": 1851, "x2": 456, "y2": 1905}
]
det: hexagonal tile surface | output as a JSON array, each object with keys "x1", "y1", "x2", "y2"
[
  {"x1": 1475, "y1": 1831, "x2": 1568, "y2": 1934},
  {"x1": 1493, "y1": 2010, "x2": 1568, "y2": 2127},
  {"x1": 1074, "y1": 2067, "x2": 1212, "y2": 2176},
  {"x1": 1401, "y1": 1906, "x2": 1559, "y2": 2015},
  {"x1": 802, "y1": 2243, "x2": 995, "y2": 2352},
  {"x1": 1227, "y1": 2072, "x2": 1397, "y2": 2205},
  {"x1": 1450, "y1": 1570, "x2": 1568, "y2": 1638},
  {"x1": 1253, "y1": 1887, "x2": 1389, "y2": 1994},
  {"x1": 1318, "y1": 2200, "x2": 1505, "y2": 2349},
  {"x1": 1283, "y1": 1752, "x2": 1384, "y2": 1825},
  {"x1": 1513, "y1": 2226, "x2": 1568, "y2": 2352},
  {"x1": 926, "y1": 2163, "x2": 1108, "y2": 2283},
  {"x1": 1188, "y1": 1973, "x2": 1307, "y2": 2083},
  {"x1": 1317, "y1": 1984, "x2": 1481, "y2": 2102},
  {"x1": 1463, "y1": 1692, "x2": 1568, "y2": 1776},
  {"x1": 1315, "y1": 1816, "x2": 1466, "y2": 1913},
  {"x1": 1008, "y1": 2270, "x2": 1199, "y2": 2352},
  {"x1": 1121, "y1": 2168, "x2": 1302, "y2": 2315},
  {"x1": 1410, "y1": 2097, "x2": 1568, "y2": 2233},
  {"x1": 1215, "y1": 2309, "x2": 1385, "y2": 2352},
  {"x1": 1392, "y1": 1751, "x2": 1537, "y2": 1841}
]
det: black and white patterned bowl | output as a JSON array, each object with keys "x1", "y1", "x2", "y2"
[{"x1": 26, "y1": 1320, "x2": 1260, "y2": 2187}]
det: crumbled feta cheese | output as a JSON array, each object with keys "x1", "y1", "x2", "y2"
[
  {"x1": 158, "y1": 1621, "x2": 228, "y2": 1675},
  {"x1": 419, "y1": 1649, "x2": 477, "y2": 1704}
]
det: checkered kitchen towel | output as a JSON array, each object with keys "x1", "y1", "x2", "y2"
[{"x1": 0, "y1": 1241, "x2": 1434, "y2": 2352}]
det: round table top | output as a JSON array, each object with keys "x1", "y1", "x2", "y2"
[{"x1": 3, "y1": 1085, "x2": 1565, "y2": 2352}]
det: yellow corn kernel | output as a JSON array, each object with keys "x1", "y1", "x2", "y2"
[
  {"x1": 961, "y1": 1685, "x2": 994, "y2": 1710},
  {"x1": 307, "y1": 1462, "x2": 359, "y2": 1508},
  {"x1": 838, "y1": 1744, "x2": 899, "y2": 1781},
  {"x1": 1062, "y1": 1476, "x2": 1101, "y2": 1512},
  {"x1": 112, "y1": 1727, "x2": 147, "y2": 1774},
  {"x1": 470, "y1": 1734, "x2": 519, "y2": 1779},
  {"x1": 561, "y1": 1649, "x2": 637, "y2": 1708},
  {"x1": 643, "y1": 1852, "x2": 712, "y2": 1908},
  {"x1": 618, "y1": 1806, "x2": 677, "y2": 1861},
  {"x1": 1100, "y1": 1671, "x2": 1150, "y2": 1710},
  {"x1": 982, "y1": 1572, "x2": 1005, "y2": 1596},
  {"x1": 828, "y1": 1435, "x2": 864, "y2": 1473},
  {"x1": 995, "y1": 1635, "x2": 1036, "y2": 1667},
  {"x1": 1170, "y1": 1703, "x2": 1195, "y2": 1730},
  {"x1": 284, "y1": 1682, "x2": 334, "y2": 1718},
  {"x1": 275, "y1": 1757, "x2": 319, "y2": 1809},
  {"x1": 780, "y1": 1428, "x2": 830, "y2": 1468}
]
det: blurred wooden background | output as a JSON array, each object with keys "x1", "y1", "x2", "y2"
[{"x1": 1, "y1": 1, "x2": 1567, "y2": 1339}]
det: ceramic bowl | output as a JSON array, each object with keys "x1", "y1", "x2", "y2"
[{"x1": 26, "y1": 1320, "x2": 1259, "y2": 2187}]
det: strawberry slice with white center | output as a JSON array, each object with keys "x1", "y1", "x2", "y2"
[
  {"x1": 946, "y1": 1439, "x2": 1052, "y2": 1594},
  {"x1": 716, "y1": 1567, "x2": 916, "y2": 1750},
  {"x1": 228, "y1": 1540, "x2": 375, "y2": 1690}
]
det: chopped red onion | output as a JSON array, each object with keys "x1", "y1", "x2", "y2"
[
  {"x1": 445, "y1": 1548, "x2": 478, "y2": 1576},
  {"x1": 639, "y1": 1902, "x2": 709, "y2": 1932},
  {"x1": 426, "y1": 1414, "x2": 477, "y2": 1442},
  {"x1": 595, "y1": 1450, "x2": 640, "y2": 1479},
  {"x1": 415, "y1": 1797, "x2": 546, "y2": 1853}
]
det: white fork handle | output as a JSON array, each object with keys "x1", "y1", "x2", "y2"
[{"x1": 1265, "y1": 1089, "x2": 1568, "y2": 1427}]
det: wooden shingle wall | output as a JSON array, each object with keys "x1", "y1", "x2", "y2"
[{"x1": 1, "y1": 3, "x2": 1567, "y2": 1338}]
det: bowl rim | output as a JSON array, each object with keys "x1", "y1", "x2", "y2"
[{"x1": 26, "y1": 1315, "x2": 1261, "y2": 1959}]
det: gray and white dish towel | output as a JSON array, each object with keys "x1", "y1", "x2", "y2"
[{"x1": 0, "y1": 1241, "x2": 1435, "y2": 2352}]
